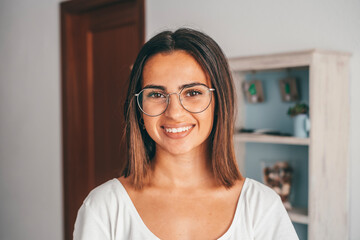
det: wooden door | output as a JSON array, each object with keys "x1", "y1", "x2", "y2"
[{"x1": 60, "y1": 0, "x2": 144, "y2": 239}]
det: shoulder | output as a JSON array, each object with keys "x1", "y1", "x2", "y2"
[
  {"x1": 240, "y1": 178, "x2": 299, "y2": 240},
  {"x1": 242, "y1": 178, "x2": 281, "y2": 205},
  {"x1": 82, "y1": 179, "x2": 122, "y2": 209},
  {"x1": 74, "y1": 179, "x2": 127, "y2": 239},
  {"x1": 79, "y1": 178, "x2": 129, "y2": 224},
  {"x1": 241, "y1": 178, "x2": 284, "y2": 223}
]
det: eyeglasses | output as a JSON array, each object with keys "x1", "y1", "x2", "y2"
[{"x1": 135, "y1": 84, "x2": 215, "y2": 117}]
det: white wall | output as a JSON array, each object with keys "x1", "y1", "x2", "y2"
[
  {"x1": 0, "y1": 0, "x2": 63, "y2": 239},
  {"x1": 146, "y1": 0, "x2": 360, "y2": 239}
]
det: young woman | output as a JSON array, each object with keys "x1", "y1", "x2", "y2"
[{"x1": 74, "y1": 28, "x2": 299, "y2": 240}]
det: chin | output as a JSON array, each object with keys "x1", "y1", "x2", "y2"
[
  {"x1": 160, "y1": 144, "x2": 195, "y2": 156},
  {"x1": 158, "y1": 139, "x2": 209, "y2": 156}
]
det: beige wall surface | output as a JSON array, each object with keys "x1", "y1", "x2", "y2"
[
  {"x1": 0, "y1": 0, "x2": 63, "y2": 239},
  {"x1": 146, "y1": 0, "x2": 360, "y2": 239}
]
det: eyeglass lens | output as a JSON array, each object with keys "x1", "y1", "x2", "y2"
[{"x1": 137, "y1": 85, "x2": 213, "y2": 116}]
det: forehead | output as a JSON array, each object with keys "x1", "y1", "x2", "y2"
[{"x1": 142, "y1": 50, "x2": 211, "y2": 89}]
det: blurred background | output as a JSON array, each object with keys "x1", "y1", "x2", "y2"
[{"x1": 0, "y1": 0, "x2": 359, "y2": 239}]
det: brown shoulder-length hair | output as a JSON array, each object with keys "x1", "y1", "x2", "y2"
[{"x1": 122, "y1": 28, "x2": 242, "y2": 189}]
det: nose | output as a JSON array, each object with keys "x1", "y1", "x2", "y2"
[{"x1": 164, "y1": 93, "x2": 186, "y2": 118}]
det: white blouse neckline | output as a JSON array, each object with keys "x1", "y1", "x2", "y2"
[{"x1": 114, "y1": 177, "x2": 248, "y2": 240}]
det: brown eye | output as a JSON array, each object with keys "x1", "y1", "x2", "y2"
[
  {"x1": 184, "y1": 89, "x2": 203, "y2": 97},
  {"x1": 147, "y1": 91, "x2": 166, "y2": 98}
]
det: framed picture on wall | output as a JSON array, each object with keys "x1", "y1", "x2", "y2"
[
  {"x1": 279, "y1": 77, "x2": 299, "y2": 102},
  {"x1": 242, "y1": 80, "x2": 265, "y2": 103}
]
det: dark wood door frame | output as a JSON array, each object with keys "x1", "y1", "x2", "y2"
[{"x1": 60, "y1": 0, "x2": 144, "y2": 239}]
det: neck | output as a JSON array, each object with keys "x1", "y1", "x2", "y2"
[{"x1": 149, "y1": 144, "x2": 216, "y2": 189}]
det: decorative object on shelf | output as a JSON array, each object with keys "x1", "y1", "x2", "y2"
[
  {"x1": 238, "y1": 128, "x2": 291, "y2": 136},
  {"x1": 293, "y1": 114, "x2": 310, "y2": 138},
  {"x1": 287, "y1": 103, "x2": 310, "y2": 138},
  {"x1": 279, "y1": 77, "x2": 299, "y2": 102},
  {"x1": 263, "y1": 161, "x2": 293, "y2": 210},
  {"x1": 287, "y1": 102, "x2": 308, "y2": 116},
  {"x1": 242, "y1": 80, "x2": 264, "y2": 103}
]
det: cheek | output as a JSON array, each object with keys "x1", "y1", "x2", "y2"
[
  {"x1": 199, "y1": 103, "x2": 215, "y2": 131},
  {"x1": 208, "y1": 101, "x2": 216, "y2": 123},
  {"x1": 143, "y1": 116, "x2": 153, "y2": 129},
  {"x1": 143, "y1": 116, "x2": 159, "y2": 137}
]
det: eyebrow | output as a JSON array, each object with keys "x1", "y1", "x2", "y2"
[
  {"x1": 143, "y1": 82, "x2": 208, "y2": 91},
  {"x1": 143, "y1": 84, "x2": 166, "y2": 91}
]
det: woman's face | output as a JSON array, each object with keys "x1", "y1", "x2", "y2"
[{"x1": 141, "y1": 50, "x2": 215, "y2": 156}]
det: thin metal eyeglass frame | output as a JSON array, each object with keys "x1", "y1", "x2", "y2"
[{"x1": 135, "y1": 85, "x2": 215, "y2": 117}]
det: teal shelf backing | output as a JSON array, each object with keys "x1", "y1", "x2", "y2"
[{"x1": 241, "y1": 67, "x2": 310, "y2": 239}]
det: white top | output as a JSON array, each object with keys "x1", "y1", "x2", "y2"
[{"x1": 74, "y1": 178, "x2": 299, "y2": 240}]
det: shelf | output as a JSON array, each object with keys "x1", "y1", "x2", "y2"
[
  {"x1": 234, "y1": 133, "x2": 310, "y2": 146},
  {"x1": 229, "y1": 50, "x2": 351, "y2": 239},
  {"x1": 287, "y1": 207, "x2": 308, "y2": 225}
]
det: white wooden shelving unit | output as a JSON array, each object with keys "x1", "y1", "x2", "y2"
[
  {"x1": 234, "y1": 133, "x2": 310, "y2": 146},
  {"x1": 229, "y1": 50, "x2": 350, "y2": 240},
  {"x1": 288, "y1": 207, "x2": 309, "y2": 225}
]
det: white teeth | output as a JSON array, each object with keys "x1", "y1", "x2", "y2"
[{"x1": 165, "y1": 126, "x2": 192, "y2": 133}]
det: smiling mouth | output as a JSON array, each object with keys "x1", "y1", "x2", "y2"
[
  {"x1": 161, "y1": 125, "x2": 195, "y2": 138},
  {"x1": 164, "y1": 126, "x2": 193, "y2": 133}
]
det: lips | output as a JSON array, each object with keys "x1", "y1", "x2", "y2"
[
  {"x1": 161, "y1": 124, "x2": 195, "y2": 139},
  {"x1": 164, "y1": 126, "x2": 193, "y2": 133}
]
